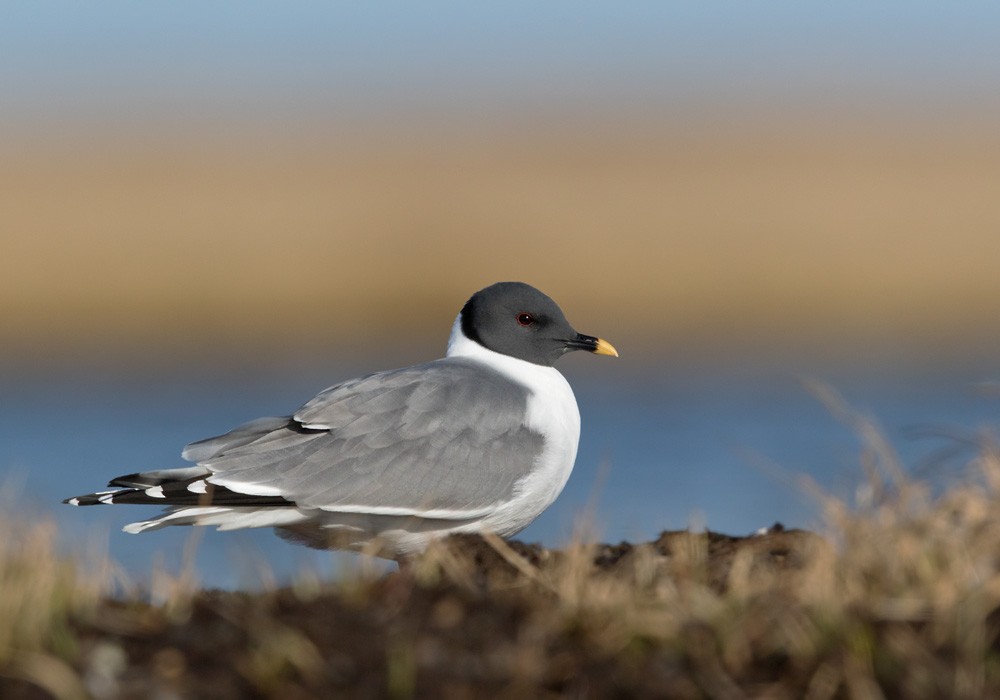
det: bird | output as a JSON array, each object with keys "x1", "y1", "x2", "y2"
[{"x1": 64, "y1": 281, "x2": 618, "y2": 558}]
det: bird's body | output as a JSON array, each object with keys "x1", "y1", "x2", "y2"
[{"x1": 66, "y1": 282, "x2": 616, "y2": 558}]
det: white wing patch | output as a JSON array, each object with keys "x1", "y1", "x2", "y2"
[
  {"x1": 123, "y1": 507, "x2": 310, "y2": 534},
  {"x1": 187, "y1": 480, "x2": 208, "y2": 494},
  {"x1": 206, "y1": 477, "x2": 287, "y2": 497},
  {"x1": 317, "y1": 503, "x2": 497, "y2": 519}
]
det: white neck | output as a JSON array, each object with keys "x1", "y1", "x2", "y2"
[
  {"x1": 445, "y1": 313, "x2": 559, "y2": 388},
  {"x1": 445, "y1": 313, "x2": 581, "y2": 537},
  {"x1": 445, "y1": 313, "x2": 480, "y2": 359}
]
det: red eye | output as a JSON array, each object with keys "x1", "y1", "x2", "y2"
[{"x1": 516, "y1": 312, "x2": 535, "y2": 326}]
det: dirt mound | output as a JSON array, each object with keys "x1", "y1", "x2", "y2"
[{"x1": 1, "y1": 528, "x2": 824, "y2": 699}]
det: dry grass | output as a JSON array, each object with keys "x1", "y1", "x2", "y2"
[
  {"x1": 403, "y1": 425, "x2": 1000, "y2": 698},
  {"x1": 3, "y1": 410, "x2": 1000, "y2": 697},
  {"x1": 0, "y1": 518, "x2": 110, "y2": 699}
]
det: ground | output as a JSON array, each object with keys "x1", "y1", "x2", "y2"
[{"x1": 4, "y1": 527, "x2": 824, "y2": 699}]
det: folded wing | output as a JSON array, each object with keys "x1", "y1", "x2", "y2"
[{"x1": 196, "y1": 358, "x2": 543, "y2": 518}]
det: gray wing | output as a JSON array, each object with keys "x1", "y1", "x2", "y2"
[
  {"x1": 192, "y1": 358, "x2": 544, "y2": 516},
  {"x1": 182, "y1": 416, "x2": 293, "y2": 463}
]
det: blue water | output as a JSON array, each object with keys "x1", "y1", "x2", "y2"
[{"x1": 2, "y1": 358, "x2": 996, "y2": 589}]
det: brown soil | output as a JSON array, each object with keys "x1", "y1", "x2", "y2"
[{"x1": 4, "y1": 527, "x2": 821, "y2": 699}]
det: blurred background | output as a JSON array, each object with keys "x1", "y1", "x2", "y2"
[{"x1": 2, "y1": 2, "x2": 999, "y2": 587}]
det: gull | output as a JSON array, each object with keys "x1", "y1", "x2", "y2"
[{"x1": 65, "y1": 281, "x2": 618, "y2": 557}]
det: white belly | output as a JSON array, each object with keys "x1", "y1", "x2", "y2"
[
  {"x1": 441, "y1": 314, "x2": 582, "y2": 536},
  {"x1": 478, "y1": 368, "x2": 580, "y2": 536}
]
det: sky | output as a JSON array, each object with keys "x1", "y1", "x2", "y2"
[{"x1": 3, "y1": 2, "x2": 1000, "y2": 128}]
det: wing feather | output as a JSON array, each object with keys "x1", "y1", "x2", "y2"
[
  {"x1": 198, "y1": 358, "x2": 543, "y2": 516},
  {"x1": 181, "y1": 416, "x2": 294, "y2": 462}
]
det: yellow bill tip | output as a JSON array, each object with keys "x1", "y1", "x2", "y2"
[{"x1": 593, "y1": 338, "x2": 619, "y2": 358}]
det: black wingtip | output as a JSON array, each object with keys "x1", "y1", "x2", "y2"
[{"x1": 63, "y1": 494, "x2": 102, "y2": 506}]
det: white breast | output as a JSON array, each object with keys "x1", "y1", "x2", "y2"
[{"x1": 445, "y1": 315, "x2": 581, "y2": 536}]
